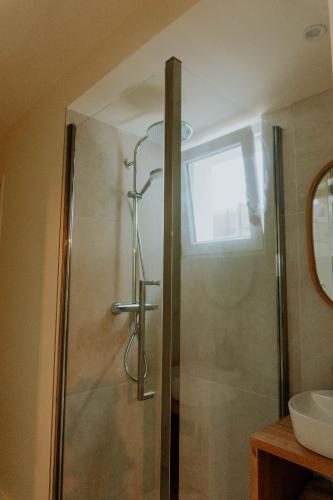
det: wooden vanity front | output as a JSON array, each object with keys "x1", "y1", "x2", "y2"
[{"x1": 250, "y1": 416, "x2": 333, "y2": 500}]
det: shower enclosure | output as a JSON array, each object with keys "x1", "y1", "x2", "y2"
[{"x1": 55, "y1": 58, "x2": 287, "y2": 499}]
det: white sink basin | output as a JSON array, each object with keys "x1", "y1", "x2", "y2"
[{"x1": 289, "y1": 390, "x2": 333, "y2": 459}]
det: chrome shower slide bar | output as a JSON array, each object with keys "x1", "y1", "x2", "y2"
[{"x1": 137, "y1": 279, "x2": 160, "y2": 401}]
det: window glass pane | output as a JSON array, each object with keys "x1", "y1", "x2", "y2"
[{"x1": 188, "y1": 145, "x2": 250, "y2": 243}]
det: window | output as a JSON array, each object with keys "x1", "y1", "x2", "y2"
[
  {"x1": 188, "y1": 145, "x2": 251, "y2": 243},
  {"x1": 182, "y1": 126, "x2": 263, "y2": 255}
]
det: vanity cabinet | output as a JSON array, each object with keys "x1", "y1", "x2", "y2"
[{"x1": 250, "y1": 417, "x2": 333, "y2": 500}]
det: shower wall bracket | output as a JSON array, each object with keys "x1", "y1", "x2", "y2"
[
  {"x1": 127, "y1": 190, "x2": 142, "y2": 200},
  {"x1": 111, "y1": 302, "x2": 158, "y2": 315}
]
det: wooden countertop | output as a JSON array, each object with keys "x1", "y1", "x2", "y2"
[{"x1": 251, "y1": 416, "x2": 333, "y2": 479}]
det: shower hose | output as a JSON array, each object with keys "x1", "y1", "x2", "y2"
[{"x1": 124, "y1": 213, "x2": 148, "y2": 383}]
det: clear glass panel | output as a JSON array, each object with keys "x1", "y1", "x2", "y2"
[
  {"x1": 178, "y1": 67, "x2": 280, "y2": 499},
  {"x1": 61, "y1": 61, "x2": 281, "y2": 500},
  {"x1": 62, "y1": 70, "x2": 165, "y2": 500}
]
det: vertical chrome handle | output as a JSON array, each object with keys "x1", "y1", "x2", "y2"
[{"x1": 138, "y1": 279, "x2": 160, "y2": 401}]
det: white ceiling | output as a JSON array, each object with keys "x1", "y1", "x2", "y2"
[
  {"x1": 0, "y1": 0, "x2": 176, "y2": 136},
  {"x1": 71, "y1": 0, "x2": 333, "y2": 138}
]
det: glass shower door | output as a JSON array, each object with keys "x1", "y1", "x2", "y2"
[
  {"x1": 58, "y1": 58, "x2": 282, "y2": 500},
  {"x1": 60, "y1": 68, "x2": 167, "y2": 500},
  {"x1": 175, "y1": 66, "x2": 281, "y2": 499}
]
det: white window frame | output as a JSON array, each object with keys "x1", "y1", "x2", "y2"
[{"x1": 181, "y1": 127, "x2": 263, "y2": 256}]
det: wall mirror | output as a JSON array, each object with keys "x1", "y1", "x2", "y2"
[{"x1": 308, "y1": 160, "x2": 333, "y2": 306}]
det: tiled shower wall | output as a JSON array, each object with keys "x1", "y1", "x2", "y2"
[
  {"x1": 178, "y1": 124, "x2": 280, "y2": 499},
  {"x1": 265, "y1": 86, "x2": 333, "y2": 397},
  {"x1": 62, "y1": 117, "x2": 163, "y2": 500}
]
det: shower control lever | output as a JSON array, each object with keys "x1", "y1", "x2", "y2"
[
  {"x1": 111, "y1": 302, "x2": 158, "y2": 315},
  {"x1": 137, "y1": 279, "x2": 160, "y2": 401}
]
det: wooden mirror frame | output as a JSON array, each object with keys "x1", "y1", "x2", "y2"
[{"x1": 307, "y1": 159, "x2": 333, "y2": 308}]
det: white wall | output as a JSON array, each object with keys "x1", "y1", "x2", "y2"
[{"x1": 0, "y1": 2, "x2": 197, "y2": 499}]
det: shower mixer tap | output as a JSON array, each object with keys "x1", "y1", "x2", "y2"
[
  {"x1": 113, "y1": 120, "x2": 192, "y2": 398},
  {"x1": 111, "y1": 302, "x2": 158, "y2": 314}
]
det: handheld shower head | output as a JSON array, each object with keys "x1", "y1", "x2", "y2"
[
  {"x1": 149, "y1": 168, "x2": 163, "y2": 181},
  {"x1": 138, "y1": 168, "x2": 163, "y2": 196}
]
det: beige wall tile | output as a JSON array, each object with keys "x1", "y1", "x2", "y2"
[
  {"x1": 67, "y1": 214, "x2": 132, "y2": 392},
  {"x1": 179, "y1": 376, "x2": 278, "y2": 499},
  {"x1": 74, "y1": 120, "x2": 127, "y2": 221},
  {"x1": 63, "y1": 383, "x2": 161, "y2": 500},
  {"x1": 297, "y1": 211, "x2": 333, "y2": 390},
  {"x1": 181, "y1": 244, "x2": 279, "y2": 400},
  {"x1": 265, "y1": 86, "x2": 333, "y2": 398},
  {"x1": 293, "y1": 88, "x2": 333, "y2": 212}
]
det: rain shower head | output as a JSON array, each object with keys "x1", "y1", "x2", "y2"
[
  {"x1": 138, "y1": 168, "x2": 163, "y2": 196},
  {"x1": 146, "y1": 120, "x2": 193, "y2": 144}
]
